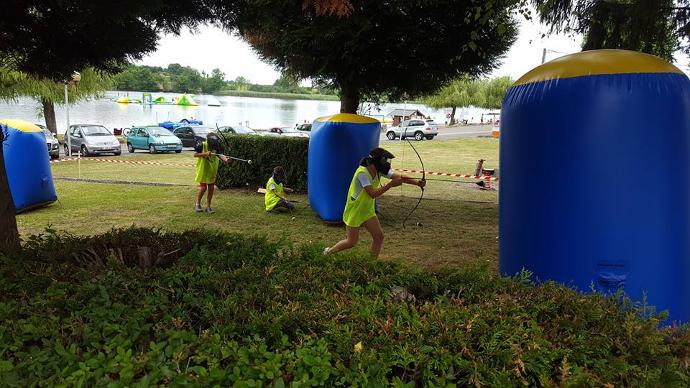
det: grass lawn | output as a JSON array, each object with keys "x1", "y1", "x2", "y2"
[{"x1": 21, "y1": 138, "x2": 501, "y2": 271}]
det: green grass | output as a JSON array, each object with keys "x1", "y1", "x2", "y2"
[
  {"x1": 35, "y1": 138, "x2": 500, "y2": 270},
  {"x1": 17, "y1": 181, "x2": 497, "y2": 272},
  {"x1": 215, "y1": 89, "x2": 340, "y2": 101}
]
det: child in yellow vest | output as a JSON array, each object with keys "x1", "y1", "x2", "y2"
[
  {"x1": 324, "y1": 147, "x2": 425, "y2": 258},
  {"x1": 194, "y1": 133, "x2": 229, "y2": 213},
  {"x1": 265, "y1": 166, "x2": 295, "y2": 212}
]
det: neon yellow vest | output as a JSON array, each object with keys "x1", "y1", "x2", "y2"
[
  {"x1": 343, "y1": 166, "x2": 380, "y2": 227},
  {"x1": 265, "y1": 177, "x2": 285, "y2": 211},
  {"x1": 195, "y1": 141, "x2": 220, "y2": 184}
]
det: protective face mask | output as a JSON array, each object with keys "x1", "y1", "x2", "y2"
[{"x1": 378, "y1": 162, "x2": 392, "y2": 175}]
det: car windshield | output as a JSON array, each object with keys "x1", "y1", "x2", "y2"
[
  {"x1": 81, "y1": 126, "x2": 111, "y2": 136},
  {"x1": 42, "y1": 129, "x2": 55, "y2": 139},
  {"x1": 147, "y1": 127, "x2": 172, "y2": 136}
]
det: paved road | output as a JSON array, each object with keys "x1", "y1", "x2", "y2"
[{"x1": 378, "y1": 124, "x2": 493, "y2": 142}]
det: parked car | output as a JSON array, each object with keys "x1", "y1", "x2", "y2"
[
  {"x1": 126, "y1": 126, "x2": 182, "y2": 154},
  {"x1": 36, "y1": 124, "x2": 60, "y2": 159},
  {"x1": 266, "y1": 126, "x2": 309, "y2": 138},
  {"x1": 217, "y1": 125, "x2": 258, "y2": 135},
  {"x1": 172, "y1": 125, "x2": 216, "y2": 148},
  {"x1": 64, "y1": 124, "x2": 121, "y2": 156},
  {"x1": 296, "y1": 123, "x2": 312, "y2": 135},
  {"x1": 385, "y1": 119, "x2": 438, "y2": 141}
]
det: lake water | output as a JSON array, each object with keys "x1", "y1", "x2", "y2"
[{"x1": 0, "y1": 91, "x2": 489, "y2": 133}]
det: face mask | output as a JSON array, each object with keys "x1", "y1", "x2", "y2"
[
  {"x1": 377, "y1": 162, "x2": 392, "y2": 175},
  {"x1": 273, "y1": 174, "x2": 284, "y2": 184}
]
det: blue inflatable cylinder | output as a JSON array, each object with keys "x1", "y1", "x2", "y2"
[
  {"x1": 2, "y1": 119, "x2": 58, "y2": 213},
  {"x1": 500, "y1": 50, "x2": 690, "y2": 323},
  {"x1": 308, "y1": 114, "x2": 380, "y2": 222}
]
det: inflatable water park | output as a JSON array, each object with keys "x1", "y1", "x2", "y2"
[{"x1": 115, "y1": 93, "x2": 221, "y2": 107}]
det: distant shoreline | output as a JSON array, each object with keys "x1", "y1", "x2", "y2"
[{"x1": 214, "y1": 90, "x2": 340, "y2": 101}]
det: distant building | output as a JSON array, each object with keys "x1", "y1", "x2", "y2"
[{"x1": 387, "y1": 109, "x2": 425, "y2": 126}]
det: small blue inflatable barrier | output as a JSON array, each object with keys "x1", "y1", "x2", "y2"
[
  {"x1": 500, "y1": 50, "x2": 690, "y2": 323},
  {"x1": 308, "y1": 114, "x2": 380, "y2": 222},
  {"x1": 2, "y1": 119, "x2": 57, "y2": 213},
  {"x1": 158, "y1": 119, "x2": 203, "y2": 130}
]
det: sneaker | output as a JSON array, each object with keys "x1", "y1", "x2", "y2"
[
  {"x1": 205, "y1": 207, "x2": 215, "y2": 214},
  {"x1": 194, "y1": 203, "x2": 203, "y2": 212},
  {"x1": 323, "y1": 247, "x2": 331, "y2": 255}
]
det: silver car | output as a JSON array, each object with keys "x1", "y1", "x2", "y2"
[
  {"x1": 386, "y1": 119, "x2": 438, "y2": 141},
  {"x1": 64, "y1": 124, "x2": 121, "y2": 156},
  {"x1": 36, "y1": 124, "x2": 60, "y2": 159}
]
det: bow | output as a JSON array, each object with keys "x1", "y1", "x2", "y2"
[{"x1": 402, "y1": 138, "x2": 425, "y2": 228}]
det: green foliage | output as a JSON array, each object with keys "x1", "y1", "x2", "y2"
[
  {"x1": 423, "y1": 76, "x2": 514, "y2": 116},
  {"x1": 0, "y1": 67, "x2": 111, "y2": 104},
  {"x1": 112, "y1": 64, "x2": 226, "y2": 94},
  {"x1": 216, "y1": 135, "x2": 309, "y2": 192},
  {"x1": 1, "y1": 227, "x2": 689, "y2": 385},
  {"x1": 532, "y1": 0, "x2": 679, "y2": 60},
  {"x1": 236, "y1": 0, "x2": 520, "y2": 111}
]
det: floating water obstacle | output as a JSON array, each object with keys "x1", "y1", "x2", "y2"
[
  {"x1": 1, "y1": 119, "x2": 57, "y2": 213},
  {"x1": 500, "y1": 49, "x2": 690, "y2": 322},
  {"x1": 308, "y1": 114, "x2": 380, "y2": 223},
  {"x1": 115, "y1": 96, "x2": 142, "y2": 104},
  {"x1": 174, "y1": 94, "x2": 198, "y2": 106}
]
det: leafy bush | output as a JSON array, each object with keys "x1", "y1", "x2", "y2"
[
  {"x1": 216, "y1": 135, "x2": 309, "y2": 192},
  {"x1": 1, "y1": 228, "x2": 689, "y2": 386}
]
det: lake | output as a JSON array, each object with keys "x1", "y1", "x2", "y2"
[{"x1": 0, "y1": 91, "x2": 489, "y2": 133}]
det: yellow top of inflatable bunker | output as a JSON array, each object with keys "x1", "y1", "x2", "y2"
[
  {"x1": 315, "y1": 113, "x2": 379, "y2": 124},
  {"x1": 515, "y1": 49, "x2": 684, "y2": 86},
  {"x1": 0, "y1": 119, "x2": 42, "y2": 133}
]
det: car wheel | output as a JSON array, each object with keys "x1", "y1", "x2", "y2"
[
  {"x1": 414, "y1": 131, "x2": 424, "y2": 141},
  {"x1": 80, "y1": 145, "x2": 90, "y2": 157},
  {"x1": 64, "y1": 144, "x2": 69, "y2": 156},
  {"x1": 175, "y1": 150, "x2": 182, "y2": 154},
  {"x1": 149, "y1": 144, "x2": 156, "y2": 154},
  {"x1": 114, "y1": 151, "x2": 121, "y2": 156},
  {"x1": 127, "y1": 143, "x2": 135, "y2": 153},
  {"x1": 386, "y1": 131, "x2": 396, "y2": 140},
  {"x1": 425, "y1": 135, "x2": 434, "y2": 140}
]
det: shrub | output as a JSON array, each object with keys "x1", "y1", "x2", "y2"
[
  {"x1": 0, "y1": 228, "x2": 689, "y2": 386},
  {"x1": 216, "y1": 135, "x2": 309, "y2": 192}
]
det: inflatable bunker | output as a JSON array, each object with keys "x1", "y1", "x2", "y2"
[
  {"x1": 308, "y1": 114, "x2": 380, "y2": 222},
  {"x1": 500, "y1": 49, "x2": 690, "y2": 322},
  {"x1": 1, "y1": 119, "x2": 57, "y2": 213}
]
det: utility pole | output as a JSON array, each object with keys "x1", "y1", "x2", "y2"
[{"x1": 65, "y1": 72, "x2": 81, "y2": 156}]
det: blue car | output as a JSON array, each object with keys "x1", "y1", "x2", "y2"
[{"x1": 126, "y1": 126, "x2": 183, "y2": 154}]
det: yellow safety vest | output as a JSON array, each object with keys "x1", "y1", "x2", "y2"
[
  {"x1": 265, "y1": 177, "x2": 285, "y2": 211},
  {"x1": 195, "y1": 141, "x2": 220, "y2": 184},
  {"x1": 343, "y1": 166, "x2": 380, "y2": 227}
]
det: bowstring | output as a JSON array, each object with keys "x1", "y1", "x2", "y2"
[{"x1": 402, "y1": 138, "x2": 425, "y2": 228}]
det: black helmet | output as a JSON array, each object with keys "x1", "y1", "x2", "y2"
[{"x1": 362, "y1": 147, "x2": 395, "y2": 175}]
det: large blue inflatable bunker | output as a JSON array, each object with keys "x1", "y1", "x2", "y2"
[
  {"x1": 500, "y1": 50, "x2": 690, "y2": 322},
  {"x1": 2, "y1": 119, "x2": 57, "y2": 213},
  {"x1": 308, "y1": 114, "x2": 380, "y2": 222}
]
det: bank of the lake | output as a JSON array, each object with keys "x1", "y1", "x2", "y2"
[{"x1": 215, "y1": 89, "x2": 339, "y2": 101}]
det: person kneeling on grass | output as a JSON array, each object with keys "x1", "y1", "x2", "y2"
[
  {"x1": 324, "y1": 147, "x2": 425, "y2": 258},
  {"x1": 265, "y1": 166, "x2": 295, "y2": 212},
  {"x1": 194, "y1": 133, "x2": 229, "y2": 213}
]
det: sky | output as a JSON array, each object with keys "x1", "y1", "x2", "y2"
[{"x1": 139, "y1": 14, "x2": 689, "y2": 84}]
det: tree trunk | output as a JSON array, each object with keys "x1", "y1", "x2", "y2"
[
  {"x1": 42, "y1": 98, "x2": 58, "y2": 135},
  {"x1": 0, "y1": 128, "x2": 20, "y2": 255},
  {"x1": 449, "y1": 106, "x2": 457, "y2": 125},
  {"x1": 340, "y1": 87, "x2": 360, "y2": 114}
]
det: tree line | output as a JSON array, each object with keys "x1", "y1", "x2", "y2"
[
  {"x1": 112, "y1": 64, "x2": 226, "y2": 94},
  {"x1": 423, "y1": 77, "x2": 514, "y2": 125}
]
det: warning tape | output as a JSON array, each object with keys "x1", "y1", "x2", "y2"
[
  {"x1": 50, "y1": 157, "x2": 195, "y2": 168},
  {"x1": 394, "y1": 168, "x2": 499, "y2": 181}
]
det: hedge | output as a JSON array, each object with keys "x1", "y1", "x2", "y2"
[
  {"x1": 216, "y1": 135, "x2": 309, "y2": 192},
  {"x1": 1, "y1": 228, "x2": 689, "y2": 386}
]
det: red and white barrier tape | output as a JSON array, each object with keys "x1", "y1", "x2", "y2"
[
  {"x1": 50, "y1": 157, "x2": 195, "y2": 168},
  {"x1": 394, "y1": 168, "x2": 499, "y2": 181}
]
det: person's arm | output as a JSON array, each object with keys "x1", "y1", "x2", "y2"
[
  {"x1": 193, "y1": 143, "x2": 210, "y2": 158},
  {"x1": 389, "y1": 172, "x2": 425, "y2": 188},
  {"x1": 363, "y1": 178, "x2": 402, "y2": 198},
  {"x1": 270, "y1": 187, "x2": 288, "y2": 201}
]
